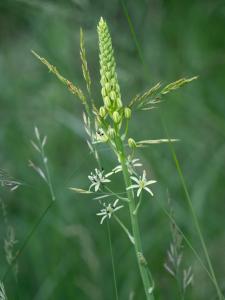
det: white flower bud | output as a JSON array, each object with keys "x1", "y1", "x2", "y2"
[
  {"x1": 99, "y1": 106, "x2": 106, "y2": 118},
  {"x1": 124, "y1": 107, "x2": 131, "y2": 119},
  {"x1": 107, "y1": 127, "x2": 116, "y2": 138},
  {"x1": 112, "y1": 111, "x2": 121, "y2": 124},
  {"x1": 128, "y1": 138, "x2": 136, "y2": 148},
  {"x1": 104, "y1": 96, "x2": 111, "y2": 108},
  {"x1": 110, "y1": 91, "x2": 116, "y2": 101}
]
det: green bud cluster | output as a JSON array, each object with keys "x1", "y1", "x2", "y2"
[{"x1": 97, "y1": 17, "x2": 122, "y2": 112}]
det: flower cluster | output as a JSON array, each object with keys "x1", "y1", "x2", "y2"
[
  {"x1": 88, "y1": 168, "x2": 113, "y2": 192},
  {"x1": 97, "y1": 17, "x2": 122, "y2": 112}
]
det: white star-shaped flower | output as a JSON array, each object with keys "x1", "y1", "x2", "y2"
[
  {"x1": 127, "y1": 170, "x2": 156, "y2": 197},
  {"x1": 88, "y1": 168, "x2": 113, "y2": 192},
  {"x1": 113, "y1": 156, "x2": 142, "y2": 175},
  {"x1": 96, "y1": 199, "x2": 123, "y2": 224}
]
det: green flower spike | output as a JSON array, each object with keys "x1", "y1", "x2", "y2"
[{"x1": 97, "y1": 17, "x2": 122, "y2": 112}]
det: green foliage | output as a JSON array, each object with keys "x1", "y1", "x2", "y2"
[{"x1": 1, "y1": 1, "x2": 225, "y2": 300}]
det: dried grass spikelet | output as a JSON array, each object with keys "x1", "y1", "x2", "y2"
[{"x1": 0, "y1": 282, "x2": 7, "y2": 300}]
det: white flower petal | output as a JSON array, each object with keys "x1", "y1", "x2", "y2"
[
  {"x1": 97, "y1": 212, "x2": 107, "y2": 216},
  {"x1": 146, "y1": 180, "x2": 157, "y2": 186},
  {"x1": 100, "y1": 215, "x2": 108, "y2": 224},
  {"x1": 113, "y1": 199, "x2": 119, "y2": 206},
  {"x1": 102, "y1": 178, "x2": 111, "y2": 183},
  {"x1": 137, "y1": 188, "x2": 142, "y2": 197},
  {"x1": 105, "y1": 172, "x2": 113, "y2": 177},
  {"x1": 114, "y1": 205, "x2": 123, "y2": 212},
  {"x1": 144, "y1": 187, "x2": 154, "y2": 196},
  {"x1": 130, "y1": 176, "x2": 140, "y2": 184},
  {"x1": 95, "y1": 182, "x2": 100, "y2": 192},
  {"x1": 132, "y1": 159, "x2": 139, "y2": 163},
  {"x1": 127, "y1": 184, "x2": 139, "y2": 190}
]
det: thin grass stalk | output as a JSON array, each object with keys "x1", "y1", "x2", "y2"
[
  {"x1": 162, "y1": 117, "x2": 224, "y2": 300},
  {"x1": 107, "y1": 220, "x2": 119, "y2": 300},
  {"x1": 2, "y1": 201, "x2": 53, "y2": 282}
]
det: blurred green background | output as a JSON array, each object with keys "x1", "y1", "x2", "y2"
[{"x1": 0, "y1": 0, "x2": 225, "y2": 299}]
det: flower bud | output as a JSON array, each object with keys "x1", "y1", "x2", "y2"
[
  {"x1": 105, "y1": 71, "x2": 111, "y2": 80},
  {"x1": 112, "y1": 111, "x2": 121, "y2": 124},
  {"x1": 105, "y1": 82, "x2": 111, "y2": 93},
  {"x1": 104, "y1": 96, "x2": 111, "y2": 108},
  {"x1": 116, "y1": 97, "x2": 122, "y2": 108},
  {"x1": 124, "y1": 107, "x2": 131, "y2": 119},
  {"x1": 128, "y1": 138, "x2": 136, "y2": 148},
  {"x1": 107, "y1": 127, "x2": 116, "y2": 138},
  {"x1": 101, "y1": 87, "x2": 106, "y2": 97},
  {"x1": 110, "y1": 91, "x2": 116, "y2": 101},
  {"x1": 99, "y1": 106, "x2": 106, "y2": 118}
]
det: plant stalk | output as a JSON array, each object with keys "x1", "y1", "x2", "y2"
[{"x1": 118, "y1": 139, "x2": 155, "y2": 300}]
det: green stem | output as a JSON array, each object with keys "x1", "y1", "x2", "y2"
[
  {"x1": 117, "y1": 138, "x2": 155, "y2": 300},
  {"x1": 104, "y1": 186, "x2": 129, "y2": 202},
  {"x1": 107, "y1": 220, "x2": 119, "y2": 300},
  {"x1": 114, "y1": 215, "x2": 134, "y2": 244},
  {"x1": 133, "y1": 193, "x2": 142, "y2": 215}
]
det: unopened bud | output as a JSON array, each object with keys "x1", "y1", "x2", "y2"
[
  {"x1": 99, "y1": 106, "x2": 106, "y2": 118},
  {"x1": 101, "y1": 87, "x2": 107, "y2": 97},
  {"x1": 104, "y1": 96, "x2": 111, "y2": 108},
  {"x1": 124, "y1": 107, "x2": 131, "y2": 119},
  {"x1": 112, "y1": 111, "x2": 121, "y2": 124},
  {"x1": 107, "y1": 127, "x2": 116, "y2": 138},
  {"x1": 105, "y1": 82, "x2": 111, "y2": 93},
  {"x1": 110, "y1": 91, "x2": 116, "y2": 101},
  {"x1": 116, "y1": 97, "x2": 122, "y2": 108},
  {"x1": 105, "y1": 71, "x2": 111, "y2": 80},
  {"x1": 128, "y1": 138, "x2": 136, "y2": 148}
]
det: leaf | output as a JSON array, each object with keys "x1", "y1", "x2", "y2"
[
  {"x1": 137, "y1": 139, "x2": 180, "y2": 147},
  {"x1": 69, "y1": 187, "x2": 93, "y2": 194},
  {"x1": 93, "y1": 194, "x2": 112, "y2": 200}
]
